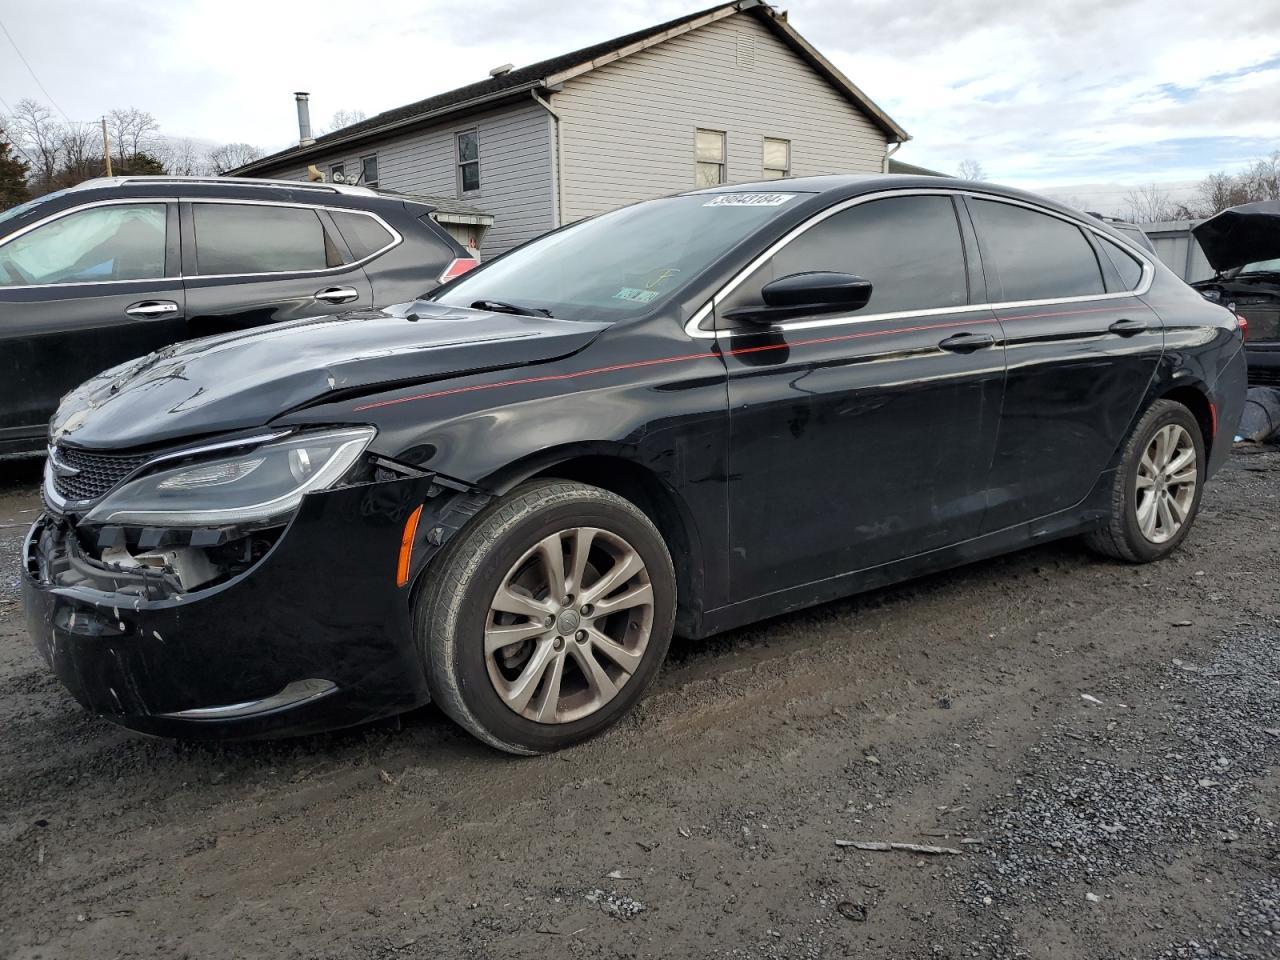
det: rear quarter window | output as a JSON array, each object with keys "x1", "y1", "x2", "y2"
[
  {"x1": 1098, "y1": 235, "x2": 1146, "y2": 291},
  {"x1": 971, "y1": 199, "x2": 1105, "y2": 302},
  {"x1": 331, "y1": 211, "x2": 396, "y2": 260}
]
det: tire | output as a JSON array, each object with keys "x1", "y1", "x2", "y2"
[
  {"x1": 417, "y1": 479, "x2": 676, "y2": 755},
  {"x1": 1084, "y1": 398, "x2": 1206, "y2": 563}
]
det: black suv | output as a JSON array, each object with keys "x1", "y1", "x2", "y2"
[{"x1": 0, "y1": 177, "x2": 476, "y2": 457}]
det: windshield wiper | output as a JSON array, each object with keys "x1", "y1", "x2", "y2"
[{"x1": 471, "y1": 299, "x2": 554, "y2": 318}]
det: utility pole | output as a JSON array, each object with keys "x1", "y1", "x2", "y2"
[{"x1": 101, "y1": 117, "x2": 112, "y2": 177}]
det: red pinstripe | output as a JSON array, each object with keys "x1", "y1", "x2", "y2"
[{"x1": 352, "y1": 304, "x2": 1127, "y2": 413}]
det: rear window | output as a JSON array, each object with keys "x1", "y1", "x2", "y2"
[
  {"x1": 193, "y1": 203, "x2": 341, "y2": 275},
  {"x1": 971, "y1": 199, "x2": 1105, "y2": 302},
  {"x1": 331, "y1": 210, "x2": 395, "y2": 260}
]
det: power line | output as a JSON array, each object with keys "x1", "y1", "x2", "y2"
[{"x1": 0, "y1": 16, "x2": 73, "y2": 124}]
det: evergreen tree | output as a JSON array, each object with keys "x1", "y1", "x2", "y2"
[{"x1": 0, "y1": 137, "x2": 31, "y2": 211}]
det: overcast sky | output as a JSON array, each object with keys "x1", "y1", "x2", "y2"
[{"x1": 2, "y1": 0, "x2": 1278, "y2": 202}]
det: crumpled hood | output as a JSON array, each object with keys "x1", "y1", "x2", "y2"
[
  {"x1": 52, "y1": 302, "x2": 609, "y2": 449},
  {"x1": 1193, "y1": 199, "x2": 1280, "y2": 272}
]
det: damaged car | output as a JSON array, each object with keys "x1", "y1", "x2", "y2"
[
  {"x1": 22, "y1": 175, "x2": 1248, "y2": 754},
  {"x1": 1191, "y1": 199, "x2": 1280, "y2": 387}
]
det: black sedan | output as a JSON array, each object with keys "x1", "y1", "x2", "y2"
[
  {"x1": 0, "y1": 176, "x2": 475, "y2": 458},
  {"x1": 21, "y1": 175, "x2": 1248, "y2": 754}
]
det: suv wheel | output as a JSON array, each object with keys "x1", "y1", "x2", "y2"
[
  {"x1": 1085, "y1": 398, "x2": 1206, "y2": 563},
  {"x1": 417, "y1": 479, "x2": 676, "y2": 754}
]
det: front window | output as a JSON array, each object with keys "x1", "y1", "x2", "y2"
[
  {"x1": 0, "y1": 203, "x2": 166, "y2": 286},
  {"x1": 431, "y1": 191, "x2": 807, "y2": 322},
  {"x1": 457, "y1": 130, "x2": 480, "y2": 193},
  {"x1": 695, "y1": 129, "x2": 725, "y2": 187},
  {"x1": 1238, "y1": 258, "x2": 1280, "y2": 276}
]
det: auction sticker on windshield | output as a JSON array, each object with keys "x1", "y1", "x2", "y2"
[{"x1": 702, "y1": 193, "x2": 798, "y2": 207}]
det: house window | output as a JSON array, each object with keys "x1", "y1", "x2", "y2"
[
  {"x1": 360, "y1": 154, "x2": 379, "y2": 187},
  {"x1": 695, "y1": 129, "x2": 725, "y2": 187},
  {"x1": 763, "y1": 138, "x2": 790, "y2": 179},
  {"x1": 457, "y1": 130, "x2": 480, "y2": 194},
  {"x1": 329, "y1": 162, "x2": 346, "y2": 183}
]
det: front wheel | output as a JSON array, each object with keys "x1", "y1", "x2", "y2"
[
  {"x1": 417, "y1": 479, "x2": 676, "y2": 754},
  {"x1": 1085, "y1": 398, "x2": 1206, "y2": 563}
]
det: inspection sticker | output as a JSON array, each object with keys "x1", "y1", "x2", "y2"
[
  {"x1": 703, "y1": 193, "x2": 797, "y2": 207},
  {"x1": 614, "y1": 287, "x2": 661, "y2": 304}
]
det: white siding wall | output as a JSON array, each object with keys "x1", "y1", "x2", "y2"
[
  {"x1": 553, "y1": 14, "x2": 890, "y2": 222},
  {"x1": 255, "y1": 102, "x2": 556, "y2": 256}
]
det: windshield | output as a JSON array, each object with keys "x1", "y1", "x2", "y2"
[
  {"x1": 1239, "y1": 258, "x2": 1280, "y2": 275},
  {"x1": 431, "y1": 192, "x2": 807, "y2": 321},
  {"x1": 0, "y1": 188, "x2": 72, "y2": 228}
]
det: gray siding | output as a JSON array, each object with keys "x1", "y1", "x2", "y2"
[
  {"x1": 253, "y1": 102, "x2": 556, "y2": 256},
  {"x1": 552, "y1": 13, "x2": 889, "y2": 222}
]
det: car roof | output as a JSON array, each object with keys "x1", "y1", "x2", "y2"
[{"x1": 65, "y1": 176, "x2": 381, "y2": 199}]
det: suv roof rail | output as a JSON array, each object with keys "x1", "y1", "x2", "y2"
[{"x1": 74, "y1": 176, "x2": 379, "y2": 197}]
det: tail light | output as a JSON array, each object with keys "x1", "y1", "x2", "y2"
[
  {"x1": 1235, "y1": 312, "x2": 1249, "y2": 341},
  {"x1": 439, "y1": 257, "x2": 479, "y2": 283}
]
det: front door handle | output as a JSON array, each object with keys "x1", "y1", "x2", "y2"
[
  {"x1": 314, "y1": 286, "x2": 360, "y2": 305},
  {"x1": 1108, "y1": 318, "x2": 1148, "y2": 336},
  {"x1": 125, "y1": 300, "x2": 180, "y2": 319},
  {"x1": 938, "y1": 331, "x2": 995, "y2": 353}
]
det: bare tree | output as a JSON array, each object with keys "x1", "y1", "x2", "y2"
[
  {"x1": 957, "y1": 159, "x2": 986, "y2": 181},
  {"x1": 106, "y1": 107, "x2": 161, "y2": 168},
  {"x1": 156, "y1": 137, "x2": 206, "y2": 176},
  {"x1": 56, "y1": 122, "x2": 100, "y2": 186},
  {"x1": 1239, "y1": 152, "x2": 1280, "y2": 202},
  {"x1": 7, "y1": 98, "x2": 62, "y2": 189},
  {"x1": 1123, "y1": 183, "x2": 1178, "y2": 223},
  {"x1": 322, "y1": 109, "x2": 367, "y2": 135},
  {"x1": 205, "y1": 142, "x2": 265, "y2": 175}
]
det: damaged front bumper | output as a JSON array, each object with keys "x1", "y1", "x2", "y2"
[{"x1": 21, "y1": 474, "x2": 487, "y2": 739}]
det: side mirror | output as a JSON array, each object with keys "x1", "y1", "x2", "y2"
[{"x1": 721, "y1": 271, "x2": 873, "y2": 324}]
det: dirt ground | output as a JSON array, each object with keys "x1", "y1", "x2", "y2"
[{"x1": 0, "y1": 448, "x2": 1277, "y2": 960}]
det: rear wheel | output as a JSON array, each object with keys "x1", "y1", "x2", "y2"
[
  {"x1": 1085, "y1": 398, "x2": 1205, "y2": 563},
  {"x1": 417, "y1": 479, "x2": 676, "y2": 754}
]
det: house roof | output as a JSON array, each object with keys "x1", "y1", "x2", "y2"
[
  {"x1": 234, "y1": 1, "x2": 907, "y2": 176},
  {"x1": 888, "y1": 158, "x2": 948, "y2": 177}
]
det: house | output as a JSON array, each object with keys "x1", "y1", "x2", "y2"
[{"x1": 232, "y1": 0, "x2": 908, "y2": 257}]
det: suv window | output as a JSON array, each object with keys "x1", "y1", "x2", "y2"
[
  {"x1": 1098, "y1": 236, "x2": 1145, "y2": 291},
  {"x1": 721, "y1": 195, "x2": 969, "y2": 317},
  {"x1": 330, "y1": 211, "x2": 395, "y2": 260},
  {"x1": 0, "y1": 203, "x2": 166, "y2": 286},
  {"x1": 193, "y1": 203, "x2": 341, "y2": 275},
  {"x1": 971, "y1": 199, "x2": 1104, "y2": 301}
]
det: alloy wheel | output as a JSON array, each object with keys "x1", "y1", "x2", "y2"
[
  {"x1": 1135, "y1": 423, "x2": 1198, "y2": 544},
  {"x1": 484, "y1": 526, "x2": 655, "y2": 724}
]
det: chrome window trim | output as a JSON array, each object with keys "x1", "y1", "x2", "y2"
[
  {"x1": 683, "y1": 188, "x2": 1156, "y2": 340},
  {"x1": 0, "y1": 197, "x2": 402, "y2": 291},
  {"x1": 188, "y1": 198, "x2": 402, "y2": 280},
  {"x1": 0, "y1": 198, "x2": 177, "y2": 291}
]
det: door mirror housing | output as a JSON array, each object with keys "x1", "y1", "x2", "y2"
[{"x1": 720, "y1": 271, "x2": 873, "y2": 324}]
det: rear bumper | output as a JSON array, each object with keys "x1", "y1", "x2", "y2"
[
  {"x1": 1209, "y1": 344, "x2": 1248, "y2": 474},
  {"x1": 21, "y1": 475, "x2": 449, "y2": 739}
]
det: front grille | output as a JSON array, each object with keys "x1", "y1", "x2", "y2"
[
  {"x1": 1237, "y1": 303, "x2": 1280, "y2": 343},
  {"x1": 51, "y1": 445, "x2": 151, "y2": 502},
  {"x1": 1248, "y1": 366, "x2": 1280, "y2": 387}
]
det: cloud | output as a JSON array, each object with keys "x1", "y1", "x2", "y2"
[{"x1": 1, "y1": 0, "x2": 1277, "y2": 187}]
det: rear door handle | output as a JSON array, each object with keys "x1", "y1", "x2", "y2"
[
  {"x1": 314, "y1": 286, "x2": 359, "y2": 305},
  {"x1": 938, "y1": 331, "x2": 995, "y2": 353},
  {"x1": 1108, "y1": 317, "x2": 1148, "y2": 336},
  {"x1": 125, "y1": 300, "x2": 180, "y2": 319}
]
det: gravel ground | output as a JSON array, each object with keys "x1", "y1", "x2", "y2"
[{"x1": 0, "y1": 448, "x2": 1276, "y2": 960}]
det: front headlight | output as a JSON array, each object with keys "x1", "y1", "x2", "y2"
[{"x1": 83, "y1": 427, "x2": 376, "y2": 527}]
